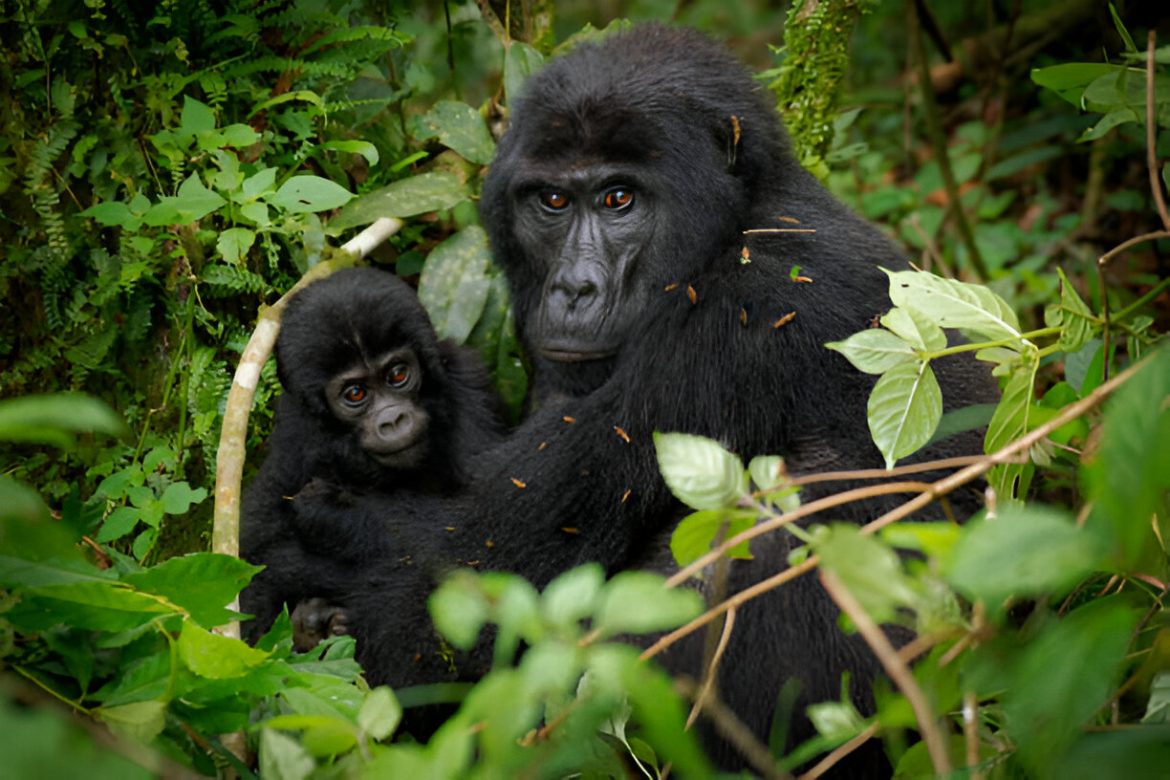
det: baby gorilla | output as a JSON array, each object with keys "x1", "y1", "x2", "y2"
[{"x1": 239, "y1": 267, "x2": 506, "y2": 648}]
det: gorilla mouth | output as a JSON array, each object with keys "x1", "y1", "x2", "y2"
[{"x1": 540, "y1": 347, "x2": 617, "y2": 363}]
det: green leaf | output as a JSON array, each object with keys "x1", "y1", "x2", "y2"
[
  {"x1": 1001, "y1": 598, "x2": 1137, "y2": 772},
  {"x1": 1030, "y1": 63, "x2": 1121, "y2": 105},
  {"x1": 653, "y1": 432, "x2": 746, "y2": 510},
  {"x1": 669, "y1": 509, "x2": 757, "y2": 567},
  {"x1": 80, "y1": 201, "x2": 135, "y2": 227},
  {"x1": 407, "y1": 100, "x2": 495, "y2": 164},
  {"x1": 123, "y1": 553, "x2": 260, "y2": 627},
  {"x1": 143, "y1": 173, "x2": 226, "y2": 226},
  {"x1": 357, "y1": 687, "x2": 401, "y2": 741},
  {"x1": 17, "y1": 581, "x2": 171, "y2": 631},
  {"x1": 541, "y1": 564, "x2": 604, "y2": 629},
  {"x1": 1083, "y1": 346, "x2": 1170, "y2": 569},
  {"x1": 180, "y1": 96, "x2": 216, "y2": 135},
  {"x1": 328, "y1": 172, "x2": 468, "y2": 232},
  {"x1": 826, "y1": 328, "x2": 918, "y2": 374},
  {"x1": 178, "y1": 621, "x2": 269, "y2": 679},
  {"x1": 0, "y1": 476, "x2": 51, "y2": 524},
  {"x1": 217, "y1": 123, "x2": 261, "y2": 149},
  {"x1": 1055, "y1": 267, "x2": 1095, "y2": 353},
  {"x1": 269, "y1": 176, "x2": 353, "y2": 214},
  {"x1": 594, "y1": 571, "x2": 704, "y2": 638},
  {"x1": 259, "y1": 729, "x2": 315, "y2": 780},
  {"x1": 867, "y1": 360, "x2": 942, "y2": 469},
  {"x1": 880, "y1": 306, "x2": 947, "y2": 352},
  {"x1": 241, "y1": 168, "x2": 278, "y2": 200},
  {"x1": 885, "y1": 269, "x2": 1022, "y2": 343},
  {"x1": 417, "y1": 226, "x2": 494, "y2": 343},
  {"x1": 946, "y1": 505, "x2": 1104, "y2": 610},
  {"x1": 95, "y1": 506, "x2": 140, "y2": 542},
  {"x1": 504, "y1": 42, "x2": 545, "y2": 104},
  {"x1": 96, "y1": 700, "x2": 167, "y2": 744},
  {"x1": 813, "y1": 524, "x2": 919, "y2": 623},
  {"x1": 0, "y1": 393, "x2": 127, "y2": 447},
  {"x1": 159, "y1": 482, "x2": 208, "y2": 515},
  {"x1": 321, "y1": 139, "x2": 379, "y2": 167},
  {"x1": 216, "y1": 228, "x2": 255, "y2": 264},
  {"x1": 984, "y1": 358, "x2": 1039, "y2": 501},
  {"x1": 429, "y1": 572, "x2": 489, "y2": 651}
]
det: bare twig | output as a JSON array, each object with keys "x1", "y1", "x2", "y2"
[
  {"x1": 1146, "y1": 31, "x2": 1170, "y2": 231},
  {"x1": 962, "y1": 691, "x2": 984, "y2": 779},
  {"x1": 675, "y1": 680, "x2": 792, "y2": 780},
  {"x1": 686, "y1": 607, "x2": 736, "y2": 729},
  {"x1": 820, "y1": 569, "x2": 952, "y2": 774},
  {"x1": 1097, "y1": 229, "x2": 1170, "y2": 267},
  {"x1": 797, "y1": 722, "x2": 880, "y2": 780}
]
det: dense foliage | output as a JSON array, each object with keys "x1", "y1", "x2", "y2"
[{"x1": 1, "y1": 1, "x2": 1167, "y2": 777}]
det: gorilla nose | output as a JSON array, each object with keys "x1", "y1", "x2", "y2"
[
  {"x1": 551, "y1": 278, "x2": 598, "y2": 308},
  {"x1": 379, "y1": 410, "x2": 410, "y2": 434}
]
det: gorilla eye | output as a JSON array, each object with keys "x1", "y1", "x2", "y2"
[
  {"x1": 539, "y1": 191, "x2": 570, "y2": 211},
  {"x1": 603, "y1": 188, "x2": 634, "y2": 210},
  {"x1": 341, "y1": 384, "x2": 367, "y2": 405},
  {"x1": 387, "y1": 364, "x2": 412, "y2": 388}
]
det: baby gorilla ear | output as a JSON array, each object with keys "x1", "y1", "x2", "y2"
[{"x1": 325, "y1": 349, "x2": 431, "y2": 469}]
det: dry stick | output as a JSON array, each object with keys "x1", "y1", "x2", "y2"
[
  {"x1": 643, "y1": 358, "x2": 1146, "y2": 664},
  {"x1": 1146, "y1": 31, "x2": 1170, "y2": 232},
  {"x1": 962, "y1": 690, "x2": 983, "y2": 780},
  {"x1": 675, "y1": 680, "x2": 793, "y2": 780},
  {"x1": 666, "y1": 482, "x2": 932, "y2": 588},
  {"x1": 798, "y1": 722, "x2": 880, "y2": 780},
  {"x1": 820, "y1": 569, "x2": 952, "y2": 775},
  {"x1": 212, "y1": 217, "x2": 403, "y2": 639},
  {"x1": 685, "y1": 606, "x2": 737, "y2": 729}
]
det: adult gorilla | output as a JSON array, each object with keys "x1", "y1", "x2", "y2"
[{"x1": 316, "y1": 23, "x2": 996, "y2": 770}]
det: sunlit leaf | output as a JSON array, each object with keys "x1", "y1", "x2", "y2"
[
  {"x1": 407, "y1": 100, "x2": 495, "y2": 164},
  {"x1": 418, "y1": 226, "x2": 494, "y2": 344},
  {"x1": 825, "y1": 328, "x2": 917, "y2": 374},
  {"x1": 594, "y1": 571, "x2": 703, "y2": 638},
  {"x1": 269, "y1": 175, "x2": 353, "y2": 214},
  {"x1": 669, "y1": 509, "x2": 757, "y2": 567},
  {"x1": 885, "y1": 269, "x2": 1022, "y2": 343},
  {"x1": 653, "y1": 432, "x2": 746, "y2": 510},
  {"x1": 867, "y1": 360, "x2": 942, "y2": 469},
  {"x1": 328, "y1": 172, "x2": 468, "y2": 232}
]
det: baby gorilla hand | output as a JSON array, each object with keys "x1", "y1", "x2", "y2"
[{"x1": 290, "y1": 597, "x2": 350, "y2": 652}]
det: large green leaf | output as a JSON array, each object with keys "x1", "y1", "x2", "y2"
[
  {"x1": 328, "y1": 172, "x2": 468, "y2": 232},
  {"x1": 269, "y1": 175, "x2": 354, "y2": 214},
  {"x1": 1082, "y1": 346, "x2": 1170, "y2": 570},
  {"x1": 178, "y1": 621, "x2": 269, "y2": 679},
  {"x1": 123, "y1": 553, "x2": 260, "y2": 627},
  {"x1": 1055, "y1": 267, "x2": 1095, "y2": 353},
  {"x1": 984, "y1": 358, "x2": 1039, "y2": 501},
  {"x1": 653, "y1": 432, "x2": 746, "y2": 510},
  {"x1": 669, "y1": 508, "x2": 757, "y2": 567},
  {"x1": 826, "y1": 328, "x2": 918, "y2": 374},
  {"x1": 504, "y1": 42, "x2": 545, "y2": 103},
  {"x1": 813, "y1": 524, "x2": 919, "y2": 624},
  {"x1": 417, "y1": 226, "x2": 494, "y2": 344},
  {"x1": 0, "y1": 393, "x2": 127, "y2": 447},
  {"x1": 407, "y1": 100, "x2": 496, "y2": 164},
  {"x1": 867, "y1": 360, "x2": 942, "y2": 469},
  {"x1": 885, "y1": 269, "x2": 1022, "y2": 343},
  {"x1": 593, "y1": 571, "x2": 703, "y2": 638},
  {"x1": 946, "y1": 505, "x2": 1105, "y2": 610}
]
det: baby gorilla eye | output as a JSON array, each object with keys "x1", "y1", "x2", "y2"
[
  {"x1": 539, "y1": 191, "x2": 570, "y2": 211},
  {"x1": 341, "y1": 384, "x2": 367, "y2": 405},
  {"x1": 387, "y1": 363, "x2": 412, "y2": 388},
  {"x1": 602, "y1": 188, "x2": 634, "y2": 210}
]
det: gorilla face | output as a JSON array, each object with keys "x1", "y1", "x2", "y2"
[
  {"x1": 510, "y1": 165, "x2": 658, "y2": 364},
  {"x1": 323, "y1": 347, "x2": 430, "y2": 469}
]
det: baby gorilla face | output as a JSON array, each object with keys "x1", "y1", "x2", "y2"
[{"x1": 324, "y1": 348, "x2": 430, "y2": 469}]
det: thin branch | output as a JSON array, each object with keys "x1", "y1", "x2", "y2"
[
  {"x1": 797, "y1": 722, "x2": 880, "y2": 780},
  {"x1": 686, "y1": 607, "x2": 736, "y2": 729},
  {"x1": 1146, "y1": 31, "x2": 1170, "y2": 231},
  {"x1": 667, "y1": 482, "x2": 932, "y2": 588},
  {"x1": 820, "y1": 570, "x2": 952, "y2": 775},
  {"x1": 1097, "y1": 229, "x2": 1170, "y2": 267},
  {"x1": 675, "y1": 680, "x2": 792, "y2": 780},
  {"x1": 962, "y1": 691, "x2": 984, "y2": 780},
  {"x1": 644, "y1": 358, "x2": 1146, "y2": 662}
]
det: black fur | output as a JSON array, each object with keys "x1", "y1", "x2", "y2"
[
  {"x1": 239, "y1": 267, "x2": 505, "y2": 645},
  {"x1": 300, "y1": 26, "x2": 997, "y2": 773}
]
